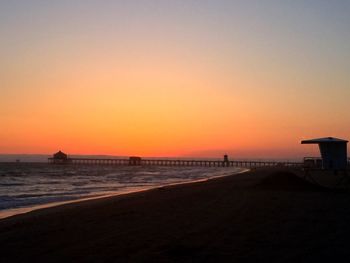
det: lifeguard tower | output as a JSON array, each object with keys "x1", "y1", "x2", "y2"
[{"x1": 301, "y1": 137, "x2": 348, "y2": 170}]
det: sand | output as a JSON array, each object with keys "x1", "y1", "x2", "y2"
[{"x1": 1, "y1": 168, "x2": 350, "y2": 262}]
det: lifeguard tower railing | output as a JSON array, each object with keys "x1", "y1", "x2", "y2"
[
  {"x1": 303, "y1": 157, "x2": 350, "y2": 170},
  {"x1": 303, "y1": 157, "x2": 323, "y2": 169}
]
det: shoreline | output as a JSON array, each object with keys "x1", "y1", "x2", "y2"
[
  {"x1": 0, "y1": 167, "x2": 249, "y2": 220},
  {"x1": 2, "y1": 167, "x2": 350, "y2": 262}
]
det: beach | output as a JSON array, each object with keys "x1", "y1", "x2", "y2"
[{"x1": 1, "y1": 168, "x2": 350, "y2": 262}]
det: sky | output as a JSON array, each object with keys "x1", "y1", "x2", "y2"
[{"x1": 1, "y1": 0, "x2": 350, "y2": 158}]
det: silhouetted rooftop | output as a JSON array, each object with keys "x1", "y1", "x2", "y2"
[
  {"x1": 53, "y1": 151, "x2": 68, "y2": 159},
  {"x1": 301, "y1": 137, "x2": 348, "y2": 144}
]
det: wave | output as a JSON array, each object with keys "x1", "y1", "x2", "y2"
[{"x1": 0, "y1": 165, "x2": 244, "y2": 214}]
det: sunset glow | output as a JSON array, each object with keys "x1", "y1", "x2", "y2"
[{"x1": 1, "y1": 1, "x2": 350, "y2": 158}]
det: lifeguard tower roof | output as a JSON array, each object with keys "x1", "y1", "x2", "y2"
[
  {"x1": 301, "y1": 137, "x2": 348, "y2": 144},
  {"x1": 301, "y1": 137, "x2": 348, "y2": 170}
]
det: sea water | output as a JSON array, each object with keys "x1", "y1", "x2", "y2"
[{"x1": 0, "y1": 163, "x2": 244, "y2": 218}]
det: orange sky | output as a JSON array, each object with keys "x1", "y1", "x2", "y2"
[{"x1": 1, "y1": 1, "x2": 350, "y2": 158}]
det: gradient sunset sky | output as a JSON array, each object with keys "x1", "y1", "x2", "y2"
[{"x1": 1, "y1": 1, "x2": 350, "y2": 158}]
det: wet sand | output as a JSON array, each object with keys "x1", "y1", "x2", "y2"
[{"x1": 1, "y1": 168, "x2": 350, "y2": 262}]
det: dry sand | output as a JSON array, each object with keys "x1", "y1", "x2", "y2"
[{"x1": 1, "y1": 168, "x2": 350, "y2": 262}]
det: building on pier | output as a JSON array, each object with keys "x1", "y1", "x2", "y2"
[
  {"x1": 223, "y1": 154, "x2": 229, "y2": 166},
  {"x1": 224, "y1": 154, "x2": 229, "y2": 162},
  {"x1": 51, "y1": 150, "x2": 70, "y2": 164}
]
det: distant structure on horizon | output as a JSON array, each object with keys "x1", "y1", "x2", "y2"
[
  {"x1": 51, "y1": 150, "x2": 69, "y2": 164},
  {"x1": 224, "y1": 154, "x2": 229, "y2": 163},
  {"x1": 48, "y1": 152, "x2": 302, "y2": 168},
  {"x1": 301, "y1": 137, "x2": 348, "y2": 170},
  {"x1": 48, "y1": 152, "x2": 233, "y2": 166}
]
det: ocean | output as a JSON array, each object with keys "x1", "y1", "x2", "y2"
[{"x1": 0, "y1": 163, "x2": 244, "y2": 218}]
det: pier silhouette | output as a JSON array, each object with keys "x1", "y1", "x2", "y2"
[{"x1": 48, "y1": 151, "x2": 302, "y2": 168}]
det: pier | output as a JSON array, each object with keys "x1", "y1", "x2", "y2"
[{"x1": 48, "y1": 151, "x2": 302, "y2": 168}]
